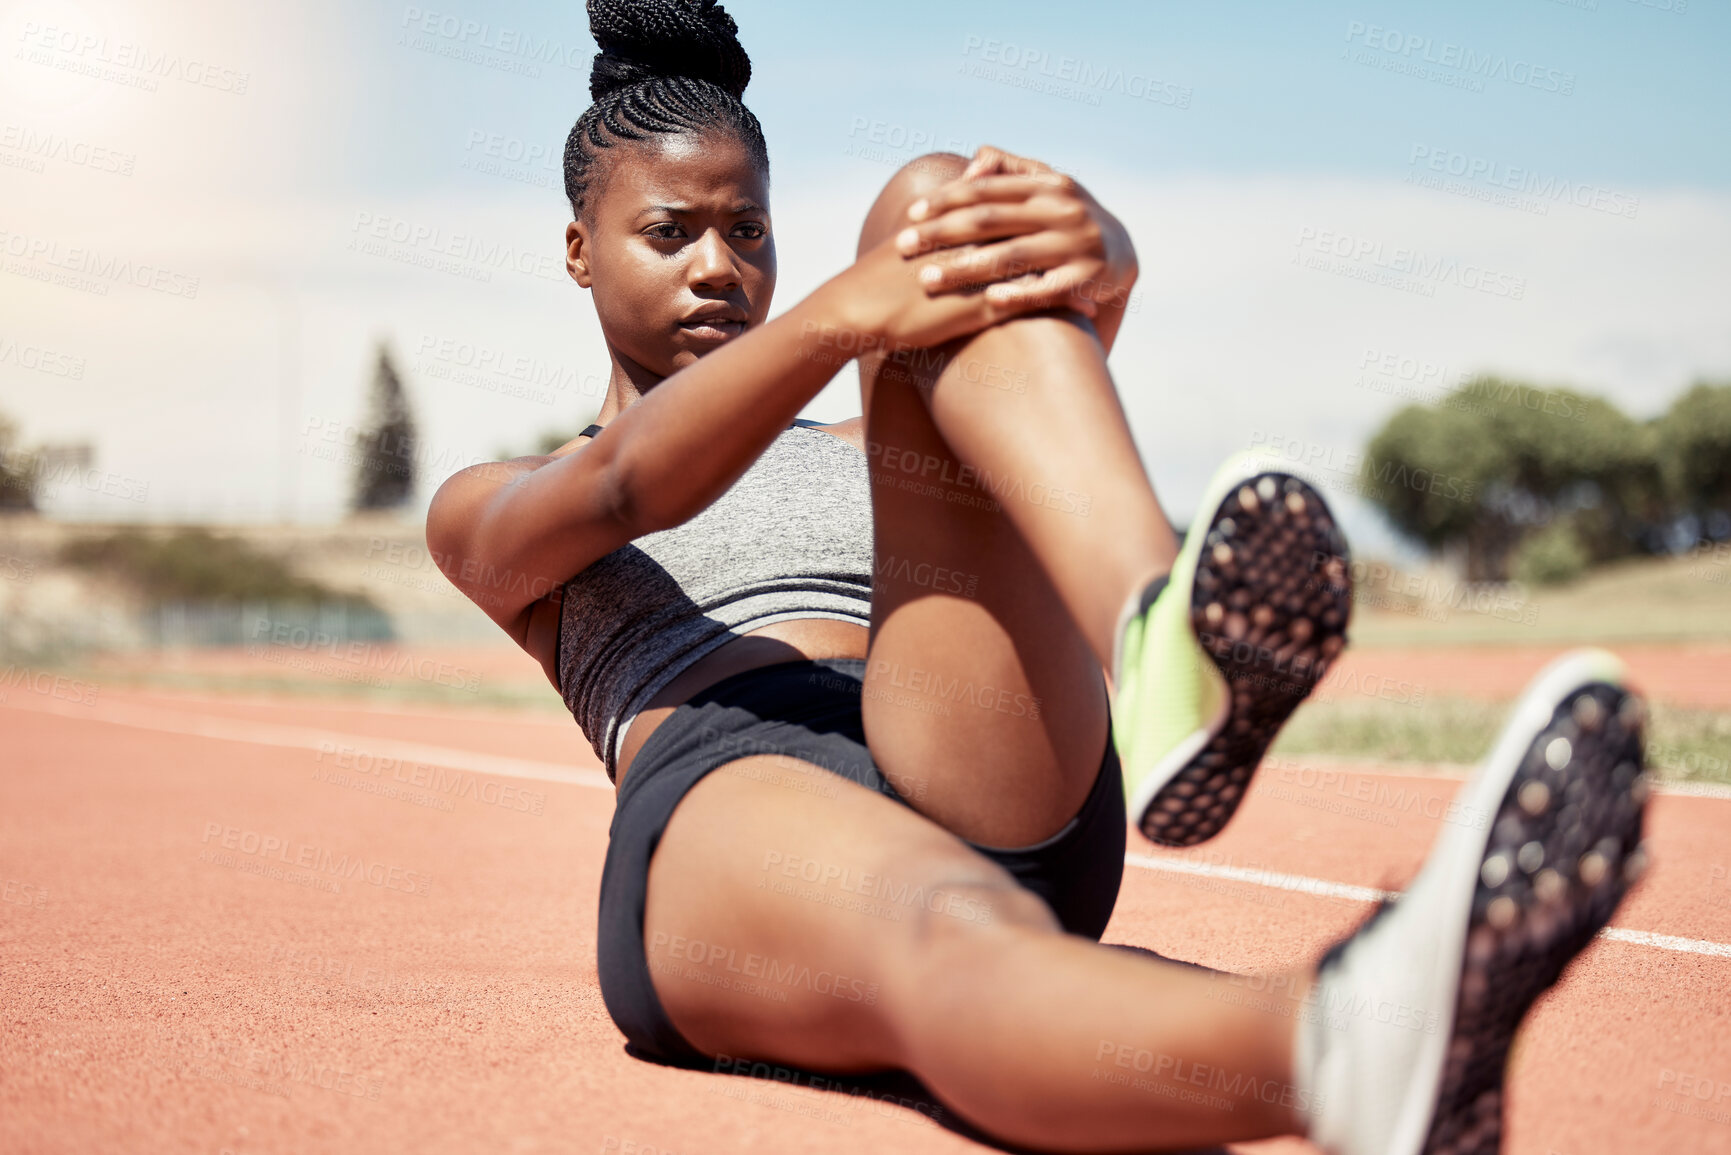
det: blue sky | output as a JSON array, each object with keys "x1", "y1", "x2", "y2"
[
  {"x1": 340, "y1": 0, "x2": 1730, "y2": 193},
  {"x1": 1, "y1": 0, "x2": 1727, "y2": 537}
]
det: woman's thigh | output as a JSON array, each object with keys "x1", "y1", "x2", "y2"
[
  {"x1": 856, "y1": 155, "x2": 1111, "y2": 848},
  {"x1": 642, "y1": 754, "x2": 1059, "y2": 1073}
]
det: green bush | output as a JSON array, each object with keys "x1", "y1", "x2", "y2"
[
  {"x1": 60, "y1": 528, "x2": 376, "y2": 607},
  {"x1": 1512, "y1": 521, "x2": 1589, "y2": 586},
  {"x1": 1655, "y1": 381, "x2": 1731, "y2": 517}
]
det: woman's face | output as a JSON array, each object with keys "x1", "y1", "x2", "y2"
[{"x1": 567, "y1": 131, "x2": 775, "y2": 380}]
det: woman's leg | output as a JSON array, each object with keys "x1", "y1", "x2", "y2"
[
  {"x1": 858, "y1": 154, "x2": 1359, "y2": 851},
  {"x1": 644, "y1": 758, "x2": 1310, "y2": 1151},
  {"x1": 863, "y1": 154, "x2": 1179, "y2": 669},
  {"x1": 856, "y1": 152, "x2": 1179, "y2": 845}
]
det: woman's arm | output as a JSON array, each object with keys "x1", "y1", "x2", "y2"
[{"x1": 427, "y1": 219, "x2": 1088, "y2": 637}]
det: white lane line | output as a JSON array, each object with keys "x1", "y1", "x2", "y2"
[
  {"x1": 21, "y1": 695, "x2": 1725, "y2": 799},
  {"x1": 113, "y1": 687, "x2": 580, "y2": 730},
  {"x1": 1124, "y1": 853, "x2": 1395, "y2": 905},
  {"x1": 1125, "y1": 854, "x2": 1731, "y2": 960},
  {"x1": 14, "y1": 697, "x2": 1731, "y2": 959},
  {"x1": 1598, "y1": 928, "x2": 1731, "y2": 959},
  {"x1": 1, "y1": 696, "x2": 611, "y2": 789}
]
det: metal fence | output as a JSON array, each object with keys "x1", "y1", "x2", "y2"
[{"x1": 142, "y1": 601, "x2": 396, "y2": 649}]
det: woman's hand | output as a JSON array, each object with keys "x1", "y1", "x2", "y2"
[
  {"x1": 900, "y1": 146, "x2": 1139, "y2": 347},
  {"x1": 818, "y1": 227, "x2": 1095, "y2": 355},
  {"x1": 821, "y1": 146, "x2": 1139, "y2": 354}
]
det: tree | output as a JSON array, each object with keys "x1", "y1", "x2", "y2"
[
  {"x1": 350, "y1": 343, "x2": 418, "y2": 512},
  {"x1": 1361, "y1": 401, "x2": 1508, "y2": 576},
  {"x1": 1655, "y1": 381, "x2": 1731, "y2": 537},
  {"x1": 0, "y1": 413, "x2": 39, "y2": 512},
  {"x1": 1362, "y1": 376, "x2": 1663, "y2": 581}
]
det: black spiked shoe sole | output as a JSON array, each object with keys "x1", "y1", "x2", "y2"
[
  {"x1": 1419, "y1": 682, "x2": 1649, "y2": 1155},
  {"x1": 1141, "y1": 472, "x2": 1354, "y2": 847}
]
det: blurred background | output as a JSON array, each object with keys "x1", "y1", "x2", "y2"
[{"x1": 2, "y1": 0, "x2": 1728, "y2": 780}]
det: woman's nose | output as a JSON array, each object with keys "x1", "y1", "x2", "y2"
[{"x1": 686, "y1": 229, "x2": 740, "y2": 291}]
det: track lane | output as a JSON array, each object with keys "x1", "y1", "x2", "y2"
[{"x1": 3, "y1": 692, "x2": 1728, "y2": 1155}]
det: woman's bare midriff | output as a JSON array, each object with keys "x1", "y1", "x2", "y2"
[
  {"x1": 520, "y1": 585, "x2": 868, "y2": 785},
  {"x1": 510, "y1": 425, "x2": 874, "y2": 785},
  {"x1": 613, "y1": 618, "x2": 869, "y2": 785}
]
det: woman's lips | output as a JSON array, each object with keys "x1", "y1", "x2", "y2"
[{"x1": 677, "y1": 319, "x2": 745, "y2": 342}]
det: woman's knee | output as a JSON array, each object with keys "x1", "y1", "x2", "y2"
[
  {"x1": 886, "y1": 851, "x2": 1060, "y2": 957},
  {"x1": 858, "y1": 152, "x2": 969, "y2": 255},
  {"x1": 913, "y1": 876, "x2": 1058, "y2": 947},
  {"x1": 871, "y1": 862, "x2": 1060, "y2": 1040}
]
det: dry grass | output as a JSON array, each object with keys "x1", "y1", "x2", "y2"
[
  {"x1": 1272, "y1": 694, "x2": 1731, "y2": 785},
  {"x1": 1347, "y1": 553, "x2": 1731, "y2": 647}
]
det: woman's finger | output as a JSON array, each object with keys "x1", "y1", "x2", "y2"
[
  {"x1": 900, "y1": 199, "x2": 1086, "y2": 256},
  {"x1": 958, "y1": 146, "x2": 1003, "y2": 183},
  {"x1": 919, "y1": 232, "x2": 1094, "y2": 295},
  {"x1": 905, "y1": 172, "x2": 1074, "y2": 225},
  {"x1": 904, "y1": 265, "x2": 1096, "y2": 348},
  {"x1": 960, "y1": 145, "x2": 1056, "y2": 184},
  {"x1": 982, "y1": 263, "x2": 1103, "y2": 318}
]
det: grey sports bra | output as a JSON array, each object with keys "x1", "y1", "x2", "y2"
[{"x1": 555, "y1": 424, "x2": 874, "y2": 780}]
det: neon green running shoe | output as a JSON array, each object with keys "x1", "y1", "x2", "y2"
[{"x1": 1113, "y1": 451, "x2": 1354, "y2": 846}]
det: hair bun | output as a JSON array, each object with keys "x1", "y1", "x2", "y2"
[{"x1": 587, "y1": 0, "x2": 752, "y2": 102}]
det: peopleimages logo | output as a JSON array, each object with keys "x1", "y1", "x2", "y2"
[
  {"x1": 16, "y1": 22, "x2": 251, "y2": 94},
  {"x1": 1293, "y1": 227, "x2": 1526, "y2": 301},
  {"x1": 0, "y1": 227, "x2": 200, "y2": 299},
  {"x1": 1408, "y1": 145, "x2": 1640, "y2": 219},
  {"x1": 0, "y1": 124, "x2": 136, "y2": 176},
  {"x1": 1343, "y1": 22, "x2": 1576, "y2": 95},
  {"x1": 247, "y1": 618, "x2": 483, "y2": 694},
  {"x1": 347, "y1": 211, "x2": 565, "y2": 283},
  {"x1": 0, "y1": 665, "x2": 99, "y2": 706},
  {"x1": 414, "y1": 334, "x2": 604, "y2": 400},
  {"x1": 1248, "y1": 430, "x2": 1478, "y2": 504},
  {"x1": 397, "y1": 7, "x2": 586, "y2": 71},
  {"x1": 647, "y1": 931, "x2": 880, "y2": 1005},
  {"x1": 959, "y1": 35, "x2": 1192, "y2": 109},
  {"x1": 199, "y1": 822, "x2": 432, "y2": 896},
  {"x1": 1093, "y1": 1041, "x2": 1326, "y2": 1115},
  {"x1": 0, "y1": 336, "x2": 85, "y2": 379}
]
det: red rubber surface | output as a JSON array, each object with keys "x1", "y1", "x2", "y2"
[
  {"x1": 1325, "y1": 644, "x2": 1731, "y2": 711},
  {"x1": 2, "y1": 679, "x2": 1727, "y2": 1155}
]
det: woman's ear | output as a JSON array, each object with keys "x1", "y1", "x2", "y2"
[{"x1": 566, "y1": 219, "x2": 593, "y2": 288}]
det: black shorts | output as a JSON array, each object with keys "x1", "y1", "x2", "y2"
[{"x1": 596, "y1": 657, "x2": 1126, "y2": 1066}]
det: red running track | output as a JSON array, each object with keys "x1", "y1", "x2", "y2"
[
  {"x1": 1325, "y1": 643, "x2": 1731, "y2": 712},
  {"x1": 2, "y1": 686, "x2": 1728, "y2": 1155}
]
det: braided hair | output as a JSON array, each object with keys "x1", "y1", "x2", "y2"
[{"x1": 563, "y1": 0, "x2": 769, "y2": 219}]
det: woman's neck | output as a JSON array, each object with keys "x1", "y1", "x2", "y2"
[{"x1": 593, "y1": 348, "x2": 662, "y2": 424}]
